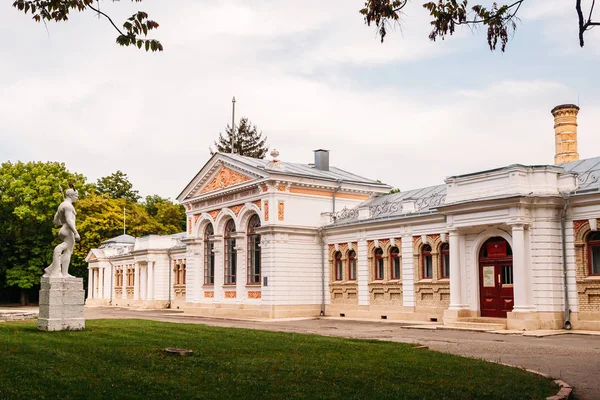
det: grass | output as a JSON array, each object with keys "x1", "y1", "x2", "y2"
[{"x1": 0, "y1": 319, "x2": 557, "y2": 400}]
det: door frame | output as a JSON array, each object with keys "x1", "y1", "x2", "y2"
[{"x1": 478, "y1": 237, "x2": 514, "y2": 318}]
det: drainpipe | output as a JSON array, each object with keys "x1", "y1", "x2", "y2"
[
  {"x1": 318, "y1": 228, "x2": 325, "y2": 316},
  {"x1": 561, "y1": 194, "x2": 572, "y2": 330}
]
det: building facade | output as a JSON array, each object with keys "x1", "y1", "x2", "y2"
[{"x1": 87, "y1": 104, "x2": 600, "y2": 331}]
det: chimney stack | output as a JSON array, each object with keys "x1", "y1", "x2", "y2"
[
  {"x1": 552, "y1": 104, "x2": 580, "y2": 164},
  {"x1": 314, "y1": 149, "x2": 330, "y2": 171}
]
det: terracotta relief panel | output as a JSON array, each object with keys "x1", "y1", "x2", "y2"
[
  {"x1": 230, "y1": 204, "x2": 243, "y2": 216},
  {"x1": 209, "y1": 209, "x2": 221, "y2": 221},
  {"x1": 278, "y1": 201, "x2": 284, "y2": 221},
  {"x1": 204, "y1": 292, "x2": 214, "y2": 298},
  {"x1": 253, "y1": 200, "x2": 262, "y2": 210},
  {"x1": 224, "y1": 291, "x2": 237, "y2": 299},
  {"x1": 201, "y1": 166, "x2": 252, "y2": 194},
  {"x1": 264, "y1": 201, "x2": 269, "y2": 221},
  {"x1": 248, "y1": 291, "x2": 262, "y2": 299}
]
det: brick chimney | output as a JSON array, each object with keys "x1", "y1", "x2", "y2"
[{"x1": 551, "y1": 104, "x2": 580, "y2": 164}]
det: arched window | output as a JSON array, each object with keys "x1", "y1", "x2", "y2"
[
  {"x1": 348, "y1": 250, "x2": 357, "y2": 281},
  {"x1": 588, "y1": 231, "x2": 600, "y2": 275},
  {"x1": 224, "y1": 219, "x2": 237, "y2": 285},
  {"x1": 390, "y1": 246, "x2": 400, "y2": 279},
  {"x1": 375, "y1": 248, "x2": 384, "y2": 280},
  {"x1": 334, "y1": 251, "x2": 343, "y2": 281},
  {"x1": 247, "y1": 215, "x2": 261, "y2": 284},
  {"x1": 422, "y1": 244, "x2": 432, "y2": 279},
  {"x1": 440, "y1": 243, "x2": 450, "y2": 278},
  {"x1": 204, "y1": 224, "x2": 215, "y2": 285}
]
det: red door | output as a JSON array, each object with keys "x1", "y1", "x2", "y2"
[{"x1": 479, "y1": 238, "x2": 514, "y2": 318}]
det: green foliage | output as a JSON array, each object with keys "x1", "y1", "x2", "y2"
[
  {"x1": 0, "y1": 320, "x2": 558, "y2": 399},
  {"x1": 143, "y1": 195, "x2": 186, "y2": 232},
  {"x1": 73, "y1": 193, "x2": 185, "y2": 271},
  {"x1": 96, "y1": 170, "x2": 141, "y2": 202},
  {"x1": 0, "y1": 163, "x2": 185, "y2": 301},
  {"x1": 0, "y1": 161, "x2": 88, "y2": 292},
  {"x1": 212, "y1": 117, "x2": 269, "y2": 159},
  {"x1": 361, "y1": 0, "x2": 600, "y2": 51},
  {"x1": 389, "y1": 187, "x2": 401, "y2": 194},
  {"x1": 12, "y1": 0, "x2": 163, "y2": 51}
]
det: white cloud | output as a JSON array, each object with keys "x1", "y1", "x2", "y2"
[{"x1": 1, "y1": 0, "x2": 599, "y2": 201}]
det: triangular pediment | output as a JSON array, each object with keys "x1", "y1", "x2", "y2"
[
  {"x1": 85, "y1": 249, "x2": 104, "y2": 262},
  {"x1": 178, "y1": 154, "x2": 267, "y2": 201},
  {"x1": 200, "y1": 166, "x2": 252, "y2": 194}
]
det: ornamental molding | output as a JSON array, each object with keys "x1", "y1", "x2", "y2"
[{"x1": 200, "y1": 166, "x2": 252, "y2": 194}]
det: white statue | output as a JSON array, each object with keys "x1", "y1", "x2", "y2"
[{"x1": 43, "y1": 185, "x2": 81, "y2": 278}]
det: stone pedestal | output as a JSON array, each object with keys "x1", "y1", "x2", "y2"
[{"x1": 38, "y1": 277, "x2": 85, "y2": 331}]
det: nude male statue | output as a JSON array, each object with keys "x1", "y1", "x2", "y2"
[{"x1": 43, "y1": 186, "x2": 81, "y2": 278}]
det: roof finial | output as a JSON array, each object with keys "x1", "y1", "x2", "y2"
[{"x1": 270, "y1": 148, "x2": 279, "y2": 161}]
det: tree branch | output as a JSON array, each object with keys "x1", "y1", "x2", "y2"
[
  {"x1": 457, "y1": 0, "x2": 524, "y2": 25},
  {"x1": 87, "y1": 3, "x2": 124, "y2": 36}
]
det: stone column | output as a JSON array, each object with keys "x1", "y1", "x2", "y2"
[
  {"x1": 511, "y1": 224, "x2": 534, "y2": 312},
  {"x1": 147, "y1": 261, "x2": 154, "y2": 301},
  {"x1": 448, "y1": 230, "x2": 468, "y2": 310},
  {"x1": 234, "y1": 232, "x2": 246, "y2": 302},
  {"x1": 212, "y1": 236, "x2": 224, "y2": 301},
  {"x1": 401, "y1": 234, "x2": 415, "y2": 308},
  {"x1": 99, "y1": 268, "x2": 104, "y2": 299},
  {"x1": 134, "y1": 263, "x2": 140, "y2": 301},
  {"x1": 122, "y1": 267, "x2": 127, "y2": 300},
  {"x1": 357, "y1": 238, "x2": 368, "y2": 306},
  {"x1": 87, "y1": 268, "x2": 93, "y2": 300},
  {"x1": 140, "y1": 265, "x2": 147, "y2": 301}
]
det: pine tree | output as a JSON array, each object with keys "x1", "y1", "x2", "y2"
[{"x1": 211, "y1": 117, "x2": 269, "y2": 159}]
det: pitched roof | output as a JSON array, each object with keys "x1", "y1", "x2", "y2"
[
  {"x1": 328, "y1": 156, "x2": 600, "y2": 227},
  {"x1": 101, "y1": 234, "x2": 136, "y2": 245},
  {"x1": 220, "y1": 153, "x2": 388, "y2": 186},
  {"x1": 560, "y1": 156, "x2": 600, "y2": 194}
]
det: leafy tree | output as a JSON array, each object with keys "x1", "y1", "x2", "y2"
[
  {"x1": 154, "y1": 201, "x2": 186, "y2": 233},
  {"x1": 143, "y1": 195, "x2": 186, "y2": 232},
  {"x1": 0, "y1": 161, "x2": 89, "y2": 304},
  {"x1": 211, "y1": 117, "x2": 269, "y2": 159},
  {"x1": 12, "y1": 0, "x2": 163, "y2": 51},
  {"x1": 96, "y1": 170, "x2": 141, "y2": 202},
  {"x1": 361, "y1": 0, "x2": 599, "y2": 51}
]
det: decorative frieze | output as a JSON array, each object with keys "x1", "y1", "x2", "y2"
[
  {"x1": 224, "y1": 291, "x2": 237, "y2": 299},
  {"x1": 201, "y1": 166, "x2": 252, "y2": 194},
  {"x1": 204, "y1": 292, "x2": 214, "y2": 298},
  {"x1": 278, "y1": 201, "x2": 285, "y2": 220}
]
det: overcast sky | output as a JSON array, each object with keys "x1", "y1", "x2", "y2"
[{"x1": 1, "y1": 0, "x2": 599, "y2": 199}]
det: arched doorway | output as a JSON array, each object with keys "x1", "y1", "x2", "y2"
[{"x1": 479, "y1": 237, "x2": 514, "y2": 318}]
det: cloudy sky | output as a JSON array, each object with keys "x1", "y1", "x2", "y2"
[{"x1": 1, "y1": 0, "x2": 599, "y2": 199}]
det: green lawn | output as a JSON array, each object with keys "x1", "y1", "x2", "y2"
[{"x1": 0, "y1": 320, "x2": 556, "y2": 399}]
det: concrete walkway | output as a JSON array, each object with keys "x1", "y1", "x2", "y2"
[{"x1": 82, "y1": 307, "x2": 600, "y2": 399}]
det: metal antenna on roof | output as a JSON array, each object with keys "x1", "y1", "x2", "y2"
[
  {"x1": 123, "y1": 207, "x2": 126, "y2": 235},
  {"x1": 231, "y1": 96, "x2": 236, "y2": 154}
]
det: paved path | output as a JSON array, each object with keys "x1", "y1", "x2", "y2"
[{"x1": 85, "y1": 307, "x2": 600, "y2": 400}]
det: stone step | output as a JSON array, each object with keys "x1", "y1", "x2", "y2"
[
  {"x1": 444, "y1": 321, "x2": 507, "y2": 331},
  {"x1": 0, "y1": 311, "x2": 38, "y2": 321}
]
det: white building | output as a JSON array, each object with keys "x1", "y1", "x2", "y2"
[{"x1": 86, "y1": 104, "x2": 600, "y2": 331}]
